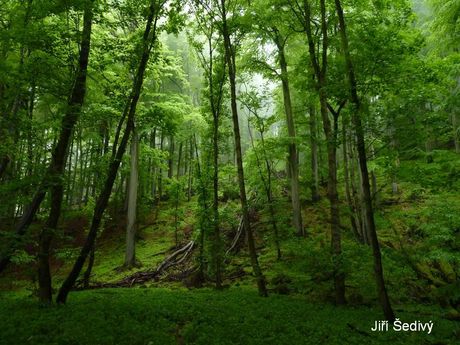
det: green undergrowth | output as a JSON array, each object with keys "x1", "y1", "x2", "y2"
[
  {"x1": 1, "y1": 151, "x2": 459, "y2": 345},
  {"x1": 0, "y1": 288, "x2": 458, "y2": 345}
]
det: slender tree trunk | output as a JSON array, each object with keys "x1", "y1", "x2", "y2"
[
  {"x1": 303, "y1": 0, "x2": 345, "y2": 305},
  {"x1": 211, "y1": 92, "x2": 222, "y2": 288},
  {"x1": 342, "y1": 119, "x2": 363, "y2": 243},
  {"x1": 371, "y1": 170, "x2": 379, "y2": 208},
  {"x1": 334, "y1": 0, "x2": 395, "y2": 321},
  {"x1": 56, "y1": 0, "x2": 160, "y2": 303},
  {"x1": 193, "y1": 135, "x2": 207, "y2": 280},
  {"x1": 66, "y1": 138, "x2": 74, "y2": 206},
  {"x1": 348, "y1": 137, "x2": 365, "y2": 241},
  {"x1": 183, "y1": 140, "x2": 189, "y2": 181},
  {"x1": 309, "y1": 103, "x2": 320, "y2": 202},
  {"x1": 274, "y1": 32, "x2": 304, "y2": 236},
  {"x1": 125, "y1": 127, "x2": 139, "y2": 267},
  {"x1": 82, "y1": 242, "x2": 95, "y2": 288},
  {"x1": 168, "y1": 136, "x2": 174, "y2": 179},
  {"x1": 26, "y1": 83, "x2": 36, "y2": 178},
  {"x1": 176, "y1": 142, "x2": 183, "y2": 178},
  {"x1": 71, "y1": 132, "x2": 80, "y2": 205},
  {"x1": 150, "y1": 128, "x2": 157, "y2": 199},
  {"x1": 389, "y1": 124, "x2": 399, "y2": 195},
  {"x1": 205, "y1": 37, "x2": 225, "y2": 289},
  {"x1": 158, "y1": 132, "x2": 164, "y2": 201},
  {"x1": 220, "y1": 0, "x2": 267, "y2": 296},
  {"x1": 77, "y1": 132, "x2": 85, "y2": 206},
  {"x1": 187, "y1": 137, "x2": 193, "y2": 201}
]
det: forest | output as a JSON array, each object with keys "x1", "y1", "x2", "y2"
[{"x1": 0, "y1": 0, "x2": 459, "y2": 344}]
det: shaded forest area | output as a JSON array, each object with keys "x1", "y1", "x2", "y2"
[{"x1": 0, "y1": 0, "x2": 459, "y2": 344}]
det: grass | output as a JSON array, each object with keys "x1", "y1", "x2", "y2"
[{"x1": 0, "y1": 288, "x2": 458, "y2": 345}]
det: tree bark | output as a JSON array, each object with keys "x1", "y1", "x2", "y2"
[
  {"x1": 187, "y1": 137, "x2": 193, "y2": 201},
  {"x1": 157, "y1": 132, "x2": 164, "y2": 201},
  {"x1": 168, "y1": 136, "x2": 174, "y2": 178},
  {"x1": 342, "y1": 119, "x2": 363, "y2": 243},
  {"x1": 309, "y1": 103, "x2": 320, "y2": 202},
  {"x1": 125, "y1": 127, "x2": 139, "y2": 267},
  {"x1": 82, "y1": 243, "x2": 95, "y2": 288},
  {"x1": 176, "y1": 142, "x2": 183, "y2": 178}
]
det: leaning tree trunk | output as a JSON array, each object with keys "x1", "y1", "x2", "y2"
[
  {"x1": 125, "y1": 127, "x2": 139, "y2": 268},
  {"x1": 220, "y1": 0, "x2": 267, "y2": 296},
  {"x1": 0, "y1": 0, "x2": 94, "y2": 277},
  {"x1": 334, "y1": 0, "x2": 395, "y2": 322},
  {"x1": 56, "y1": 0, "x2": 160, "y2": 304}
]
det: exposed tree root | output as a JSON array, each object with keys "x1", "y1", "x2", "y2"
[
  {"x1": 75, "y1": 241, "x2": 195, "y2": 290},
  {"x1": 225, "y1": 217, "x2": 244, "y2": 257}
]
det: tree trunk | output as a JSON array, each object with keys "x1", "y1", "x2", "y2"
[
  {"x1": 176, "y1": 142, "x2": 183, "y2": 178},
  {"x1": 348, "y1": 137, "x2": 366, "y2": 241},
  {"x1": 211, "y1": 87, "x2": 222, "y2": 288},
  {"x1": 193, "y1": 135, "x2": 208, "y2": 279},
  {"x1": 158, "y1": 132, "x2": 164, "y2": 201},
  {"x1": 82, "y1": 243, "x2": 95, "y2": 288},
  {"x1": 187, "y1": 137, "x2": 194, "y2": 201},
  {"x1": 168, "y1": 136, "x2": 174, "y2": 179},
  {"x1": 150, "y1": 128, "x2": 157, "y2": 199},
  {"x1": 342, "y1": 119, "x2": 363, "y2": 243},
  {"x1": 303, "y1": 0, "x2": 345, "y2": 305},
  {"x1": 274, "y1": 31, "x2": 304, "y2": 236},
  {"x1": 125, "y1": 127, "x2": 139, "y2": 268},
  {"x1": 334, "y1": 0, "x2": 395, "y2": 322},
  {"x1": 220, "y1": 0, "x2": 267, "y2": 296},
  {"x1": 309, "y1": 103, "x2": 320, "y2": 202},
  {"x1": 56, "y1": 0, "x2": 160, "y2": 303}
]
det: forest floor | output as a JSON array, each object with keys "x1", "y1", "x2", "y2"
[
  {"x1": 1, "y1": 150, "x2": 460, "y2": 344},
  {"x1": 0, "y1": 288, "x2": 458, "y2": 345}
]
